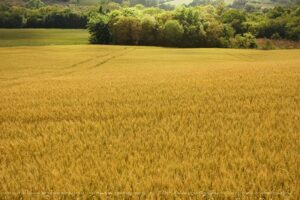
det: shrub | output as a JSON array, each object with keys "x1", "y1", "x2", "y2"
[
  {"x1": 271, "y1": 32, "x2": 281, "y2": 40},
  {"x1": 261, "y1": 39, "x2": 275, "y2": 50},
  {"x1": 230, "y1": 32, "x2": 257, "y2": 48}
]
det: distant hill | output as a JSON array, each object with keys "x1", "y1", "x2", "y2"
[
  {"x1": 162, "y1": 0, "x2": 193, "y2": 6},
  {"x1": 188, "y1": 0, "x2": 299, "y2": 8},
  {"x1": 3, "y1": 0, "x2": 299, "y2": 7},
  {"x1": 230, "y1": 0, "x2": 300, "y2": 9},
  {"x1": 2, "y1": 0, "x2": 69, "y2": 6}
]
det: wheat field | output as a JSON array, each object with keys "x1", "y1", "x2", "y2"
[{"x1": 0, "y1": 45, "x2": 299, "y2": 199}]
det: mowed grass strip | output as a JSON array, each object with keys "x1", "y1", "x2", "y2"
[
  {"x1": 0, "y1": 46, "x2": 299, "y2": 198},
  {"x1": 0, "y1": 29, "x2": 89, "y2": 47}
]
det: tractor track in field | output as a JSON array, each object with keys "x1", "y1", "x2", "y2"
[
  {"x1": 224, "y1": 52, "x2": 257, "y2": 62},
  {"x1": 54, "y1": 47, "x2": 136, "y2": 77},
  {"x1": 1, "y1": 48, "x2": 136, "y2": 87},
  {"x1": 62, "y1": 52, "x2": 113, "y2": 69},
  {"x1": 0, "y1": 57, "x2": 97, "y2": 83},
  {"x1": 62, "y1": 58, "x2": 95, "y2": 69},
  {"x1": 89, "y1": 47, "x2": 136, "y2": 69}
]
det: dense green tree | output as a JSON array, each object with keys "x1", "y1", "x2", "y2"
[
  {"x1": 111, "y1": 16, "x2": 142, "y2": 44},
  {"x1": 88, "y1": 14, "x2": 111, "y2": 44},
  {"x1": 0, "y1": 12, "x2": 23, "y2": 28},
  {"x1": 230, "y1": 32, "x2": 257, "y2": 48},
  {"x1": 267, "y1": 6, "x2": 285, "y2": 18},
  {"x1": 140, "y1": 16, "x2": 159, "y2": 45},
  {"x1": 173, "y1": 7, "x2": 206, "y2": 46},
  {"x1": 43, "y1": 9, "x2": 87, "y2": 28},
  {"x1": 25, "y1": 10, "x2": 44, "y2": 27},
  {"x1": 162, "y1": 19, "x2": 184, "y2": 46},
  {"x1": 258, "y1": 18, "x2": 287, "y2": 39},
  {"x1": 1, "y1": 0, "x2": 299, "y2": 47},
  {"x1": 222, "y1": 9, "x2": 247, "y2": 34}
]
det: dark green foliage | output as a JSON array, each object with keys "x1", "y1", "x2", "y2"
[
  {"x1": 0, "y1": 6, "x2": 88, "y2": 28},
  {"x1": 88, "y1": 6, "x2": 237, "y2": 47},
  {"x1": 43, "y1": 9, "x2": 87, "y2": 28},
  {"x1": 162, "y1": 19, "x2": 184, "y2": 46},
  {"x1": 0, "y1": 12, "x2": 24, "y2": 28},
  {"x1": 0, "y1": 0, "x2": 299, "y2": 47},
  {"x1": 88, "y1": 15, "x2": 111, "y2": 44},
  {"x1": 88, "y1": 4, "x2": 300, "y2": 47},
  {"x1": 256, "y1": 7, "x2": 300, "y2": 40},
  {"x1": 230, "y1": 32, "x2": 257, "y2": 48},
  {"x1": 140, "y1": 16, "x2": 159, "y2": 45},
  {"x1": 222, "y1": 9, "x2": 247, "y2": 34},
  {"x1": 111, "y1": 16, "x2": 142, "y2": 44}
]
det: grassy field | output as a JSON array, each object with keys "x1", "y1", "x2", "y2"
[
  {"x1": 0, "y1": 29, "x2": 89, "y2": 47},
  {"x1": 0, "y1": 45, "x2": 299, "y2": 199}
]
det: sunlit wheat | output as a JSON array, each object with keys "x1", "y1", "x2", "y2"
[{"x1": 0, "y1": 45, "x2": 299, "y2": 199}]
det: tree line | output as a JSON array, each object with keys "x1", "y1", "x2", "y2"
[
  {"x1": 0, "y1": 0, "x2": 299, "y2": 48},
  {"x1": 0, "y1": 0, "x2": 87, "y2": 28},
  {"x1": 88, "y1": 4, "x2": 300, "y2": 47}
]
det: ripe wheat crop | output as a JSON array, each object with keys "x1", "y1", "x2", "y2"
[{"x1": 0, "y1": 45, "x2": 299, "y2": 199}]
